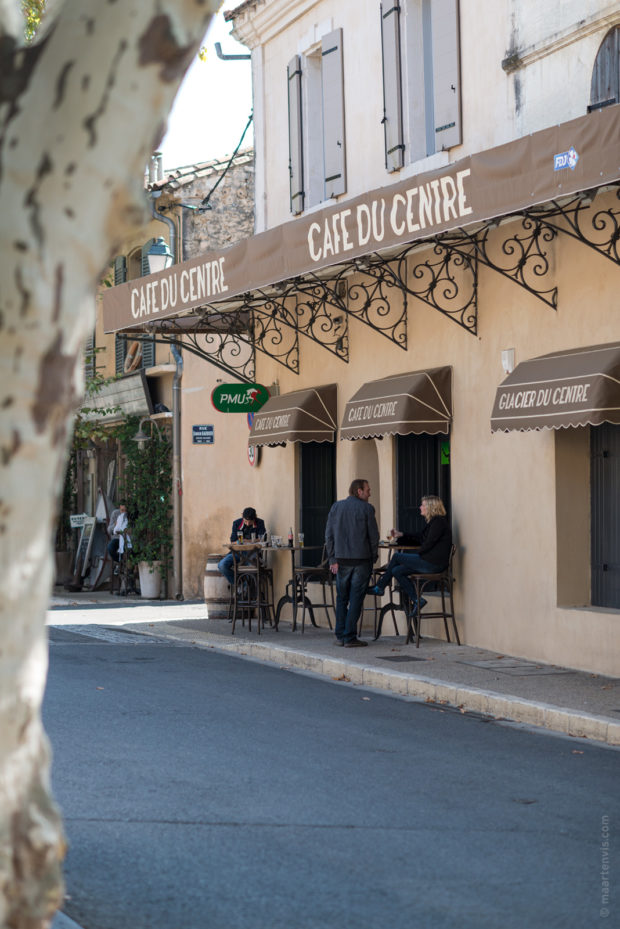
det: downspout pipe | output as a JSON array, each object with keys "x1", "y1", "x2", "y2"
[
  {"x1": 170, "y1": 341, "x2": 184, "y2": 600},
  {"x1": 150, "y1": 191, "x2": 183, "y2": 599}
]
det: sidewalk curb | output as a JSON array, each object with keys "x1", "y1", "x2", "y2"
[{"x1": 126, "y1": 625, "x2": 620, "y2": 747}]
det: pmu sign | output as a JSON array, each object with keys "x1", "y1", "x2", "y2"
[{"x1": 211, "y1": 383, "x2": 270, "y2": 413}]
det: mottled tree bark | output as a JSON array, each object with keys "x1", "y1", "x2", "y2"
[{"x1": 0, "y1": 2, "x2": 218, "y2": 925}]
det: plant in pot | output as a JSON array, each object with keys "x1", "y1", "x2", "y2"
[{"x1": 117, "y1": 415, "x2": 172, "y2": 599}]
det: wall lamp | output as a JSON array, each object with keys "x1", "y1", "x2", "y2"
[
  {"x1": 132, "y1": 417, "x2": 163, "y2": 450},
  {"x1": 147, "y1": 237, "x2": 174, "y2": 275}
]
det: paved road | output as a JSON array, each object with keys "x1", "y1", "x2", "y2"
[{"x1": 45, "y1": 626, "x2": 618, "y2": 929}]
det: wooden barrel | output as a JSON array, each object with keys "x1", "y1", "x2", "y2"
[{"x1": 204, "y1": 553, "x2": 230, "y2": 619}]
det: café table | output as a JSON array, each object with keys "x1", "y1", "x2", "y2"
[{"x1": 225, "y1": 541, "x2": 323, "y2": 631}]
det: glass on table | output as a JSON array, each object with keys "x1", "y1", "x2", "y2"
[
  {"x1": 237, "y1": 531, "x2": 243, "y2": 543},
  {"x1": 298, "y1": 532, "x2": 304, "y2": 548}
]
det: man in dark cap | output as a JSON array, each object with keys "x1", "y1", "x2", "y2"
[{"x1": 218, "y1": 507, "x2": 267, "y2": 585}]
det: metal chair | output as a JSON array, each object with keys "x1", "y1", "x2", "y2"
[
  {"x1": 231, "y1": 549, "x2": 275, "y2": 635},
  {"x1": 291, "y1": 545, "x2": 335, "y2": 633},
  {"x1": 406, "y1": 545, "x2": 460, "y2": 647}
]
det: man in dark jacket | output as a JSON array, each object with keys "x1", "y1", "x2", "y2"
[
  {"x1": 218, "y1": 507, "x2": 267, "y2": 585},
  {"x1": 325, "y1": 479, "x2": 379, "y2": 647}
]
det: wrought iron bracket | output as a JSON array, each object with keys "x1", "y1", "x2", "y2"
[
  {"x1": 124, "y1": 312, "x2": 257, "y2": 383},
  {"x1": 451, "y1": 217, "x2": 557, "y2": 309},
  {"x1": 525, "y1": 186, "x2": 620, "y2": 269},
  {"x1": 387, "y1": 240, "x2": 478, "y2": 335}
]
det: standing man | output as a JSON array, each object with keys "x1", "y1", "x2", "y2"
[{"x1": 325, "y1": 479, "x2": 379, "y2": 647}]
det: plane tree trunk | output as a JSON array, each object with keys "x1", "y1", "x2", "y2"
[{"x1": 0, "y1": 2, "x2": 218, "y2": 924}]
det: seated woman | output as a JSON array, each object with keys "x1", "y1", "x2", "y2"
[{"x1": 368, "y1": 495, "x2": 452, "y2": 611}]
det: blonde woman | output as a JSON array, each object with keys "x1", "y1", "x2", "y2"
[{"x1": 368, "y1": 496, "x2": 452, "y2": 610}]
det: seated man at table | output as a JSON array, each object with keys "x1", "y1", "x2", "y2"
[
  {"x1": 368, "y1": 495, "x2": 452, "y2": 612},
  {"x1": 217, "y1": 507, "x2": 267, "y2": 586}
]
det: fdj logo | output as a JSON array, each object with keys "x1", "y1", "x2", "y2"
[{"x1": 554, "y1": 146, "x2": 579, "y2": 171}]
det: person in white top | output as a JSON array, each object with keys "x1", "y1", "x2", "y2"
[{"x1": 107, "y1": 502, "x2": 131, "y2": 563}]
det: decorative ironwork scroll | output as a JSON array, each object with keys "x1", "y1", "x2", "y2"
[
  {"x1": 293, "y1": 277, "x2": 349, "y2": 361},
  {"x1": 454, "y1": 216, "x2": 557, "y2": 309},
  {"x1": 389, "y1": 240, "x2": 478, "y2": 334},
  {"x1": 344, "y1": 257, "x2": 409, "y2": 348},
  {"x1": 124, "y1": 312, "x2": 257, "y2": 383},
  {"x1": 247, "y1": 296, "x2": 300, "y2": 374},
  {"x1": 527, "y1": 187, "x2": 620, "y2": 268}
]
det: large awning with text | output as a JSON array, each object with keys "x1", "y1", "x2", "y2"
[
  {"x1": 341, "y1": 368, "x2": 452, "y2": 440},
  {"x1": 248, "y1": 384, "x2": 338, "y2": 446},
  {"x1": 491, "y1": 342, "x2": 620, "y2": 432},
  {"x1": 103, "y1": 104, "x2": 620, "y2": 334}
]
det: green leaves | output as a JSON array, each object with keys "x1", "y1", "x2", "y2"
[{"x1": 117, "y1": 416, "x2": 172, "y2": 569}]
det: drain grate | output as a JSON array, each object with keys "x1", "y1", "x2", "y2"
[{"x1": 378, "y1": 655, "x2": 426, "y2": 662}]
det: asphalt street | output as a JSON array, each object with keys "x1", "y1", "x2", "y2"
[{"x1": 45, "y1": 625, "x2": 619, "y2": 929}]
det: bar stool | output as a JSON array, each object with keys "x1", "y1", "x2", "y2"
[
  {"x1": 231, "y1": 550, "x2": 275, "y2": 635},
  {"x1": 293, "y1": 545, "x2": 335, "y2": 633},
  {"x1": 406, "y1": 545, "x2": 460, "y2": 647}
]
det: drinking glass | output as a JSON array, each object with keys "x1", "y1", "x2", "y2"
[{"x1": 298, "y1": 532, "x2": 304, "y2": 548}]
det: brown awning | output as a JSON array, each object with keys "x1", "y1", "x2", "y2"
[
  {"x1": 341, "y1": 368, "x2": 452, "y2": 440},
  {"x1": 104, "y1": 104, "x2": 620, "y2": 334},
  {"x1": 491, "y1": 342, "x2": 620, "y2": 432},
  {"x1": 248, "y1": 384, "x2": 337, "y2": 446}
]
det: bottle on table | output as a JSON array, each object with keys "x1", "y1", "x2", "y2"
[{"x1": 288, "y1": 527, "x2": 294, "y2": 547}]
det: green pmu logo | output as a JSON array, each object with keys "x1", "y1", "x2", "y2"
[{"x1": 211, "y1": 383, "x2": 270, "y2": 413}]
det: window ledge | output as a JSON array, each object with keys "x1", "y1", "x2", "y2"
[
  {"x1": 145, "y1": 364, "x2": 176, "y2": 377},
  {"x1": 398, "y1": 151, "x2": 450, "y2": 182}
]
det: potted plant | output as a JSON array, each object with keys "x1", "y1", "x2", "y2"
[{"x1": 118, "y1": 415, "x2": 172, "y2": 598}]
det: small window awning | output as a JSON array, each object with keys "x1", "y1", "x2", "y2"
[
  {"x1": 340, "y1": 367, "x2": 452, "y2": 440},
  {"x1": 248, "y1": 384, "x2": 337, "y2": 446},
  {"x1": 491, "y1": 342, "x2": 620, "y2": 432}
]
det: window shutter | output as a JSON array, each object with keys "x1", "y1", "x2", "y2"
[
  {"x1": 114, "y1": 256, "x2": 127, "y2": 375},
  {"x1": 321, "y1": 28, "x2": 347, "y2": 198},
  {"x1": 431, "y1": 0, "x2": 461, "y2": 151},
  {"x1": 84, "y1": 328, "x2": 95, "y2": 380},
  {"x1": 287, "y1": 55, "x2": 305, "y2": 214},
  {"x1": 589, "y1": 27, "x2": 620, "y2": 111},
  {"x1": 381, "y1": 2, "x2": 404, "y2": 172},
  {"x1": 140, "y1": 241, "x2": 156, "y2": 369}
]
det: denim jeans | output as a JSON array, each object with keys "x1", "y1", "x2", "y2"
[
  {"x1": 217, "y1": 552, "x2": 237, "y2": 585},
  {"x1": 377, "y1": 552, "x2": 439, "y2": 605},
  {"x1": 335, "y1": 562, "x2": 372, "y2": 643}
]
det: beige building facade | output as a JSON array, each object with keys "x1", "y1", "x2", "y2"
[{"x1": 104, "y1": 0, "x2": 620, "y2": 676}]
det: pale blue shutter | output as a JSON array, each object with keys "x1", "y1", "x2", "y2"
[
  {"x1": 431, "y1": 0, "x2": 462, "y2": 151},
  {"x1": 114, "y1": 256, "x2": 127, "y2": 375},
  {"x1": 381, "y1": 2, "x2": 404, "y2": 171},
  {"x1": 321, "y1": 28, "x2": 347, "y2": 198},
  {"x1": 287, "y1": 55, "x2": 305, "y2": 214}
]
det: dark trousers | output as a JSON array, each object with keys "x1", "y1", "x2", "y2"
[
  {"x1": 378, "y1": 552, "x2": 440, "y2": 603},
  {"x1": 335, "y1": 562, "x2": 372, "y2": 643}
]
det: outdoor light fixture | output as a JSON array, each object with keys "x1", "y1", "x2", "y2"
[
  {"x1": 131, "y1": 416, "x2": 162, "y2": 450},
  {"x1": 146, "y1": 237, "x2": 174, "y2": 274}
]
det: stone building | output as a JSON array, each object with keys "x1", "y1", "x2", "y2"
[
  {"x1": 72, "y1": 150, "x2": 254, "y2": 595},
  {"x1": 103, "y1": 1, "x2": 620, "y2": 675}
]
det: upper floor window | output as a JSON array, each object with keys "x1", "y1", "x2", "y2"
[
  {"x1": 589, "y1": 26, "x2": 620, "y2": 112},
  {"x1": 381, "y1": 0, "x2": 462, "y2": 172},
  {"x1": 113, "y1": 244, "x2": 156, "y2": 374},
  {"x1": 287, "y1": 28, "x2": 347, "y2": 214}
]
